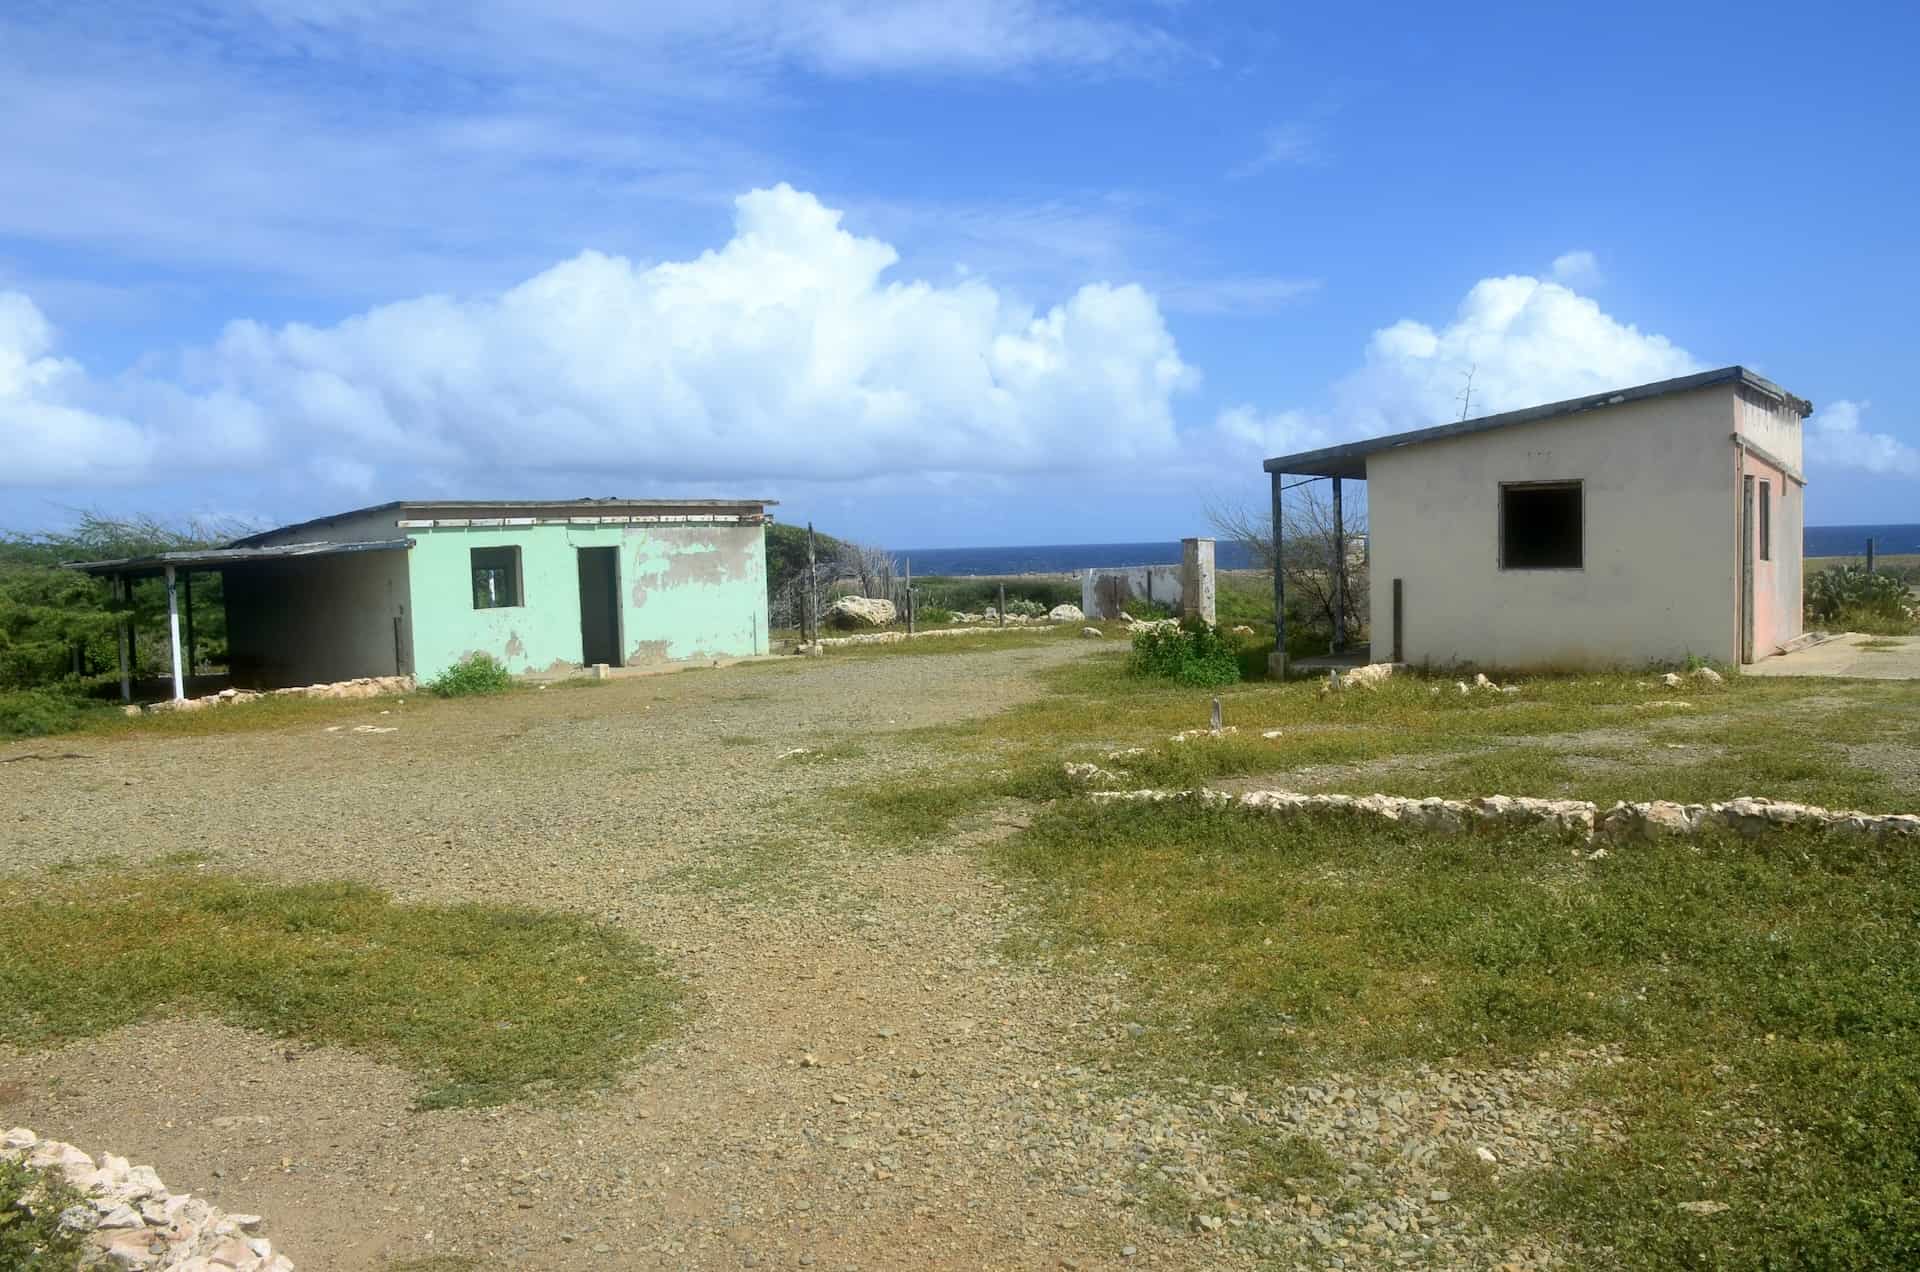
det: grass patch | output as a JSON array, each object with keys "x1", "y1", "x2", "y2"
[
  {"x1": 841, "y1": 775, "x2": 1000, "y2": 844},
  {"x1": 0, "y1": 866, "x2": 681, "y2": 1109},
  {"x1": 996, "y1": 794, "x2": 1920, "y2": 1266},
  {"x1": 0, "y1": 687, "x2": 88, "y2": 740},
  {"x1": 777, "y1": 739, "x2": 869, "y2": 765},
  {"x1": 1859, "y1": 637, "x2": 1905, "y2": 652}
]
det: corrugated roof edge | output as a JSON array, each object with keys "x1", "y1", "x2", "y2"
[
  {"x1": 1263, "y1": 366, "x2": 1812, "y2": 478},
  {"x1": 66, "y1": 538, "x2": 415, "y2": 576},
  {"x1": 229, "y1": 497, "x2": 778, "y2": 547}
]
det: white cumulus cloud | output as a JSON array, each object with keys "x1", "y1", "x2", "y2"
[
  {"x1": 1212, "y1": 273, "x2": 1702, "y2": 466},
  {"x1": 1550, "y1": 250, "x2": 1602, "y2": 286},
  {"x1": 1805, "y1": 400, "x2": 1919, "y2": 476},
  {"x1": 0, "y1": 292, "x2": 159, "y2": 486},
  {"x1": 1, "y1": 185, "x2": 1196, "y2": 492}
]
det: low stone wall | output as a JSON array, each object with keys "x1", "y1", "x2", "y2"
[
  {"x1": 1066, "y1": 768, "x2": 1920, "y2": 844},
  {"x1": 3, "y1": 1127, "x2": 292, "y2": 1270},
  {"x1": 140, "y1": 675, "x2": 414, "y2": 715},
  {"x1": 807, "y1": 624, "x2": 1068, "y2": 650}
]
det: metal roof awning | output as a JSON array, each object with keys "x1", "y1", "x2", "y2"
[
  {"x1": 1263, "y1": 366, "x2": 1813, "y2": 478},
  {"x1": 65, "y1": 538, "x2": 414, "y2": 580}
]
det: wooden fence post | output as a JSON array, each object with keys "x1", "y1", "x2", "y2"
[{"x1": 806, "y1": 523, "x2": 818, "y2": 643}]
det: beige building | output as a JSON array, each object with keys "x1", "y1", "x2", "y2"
[{"x1": 1262, "y1": 367, "x2": 1811, "y2": 671}]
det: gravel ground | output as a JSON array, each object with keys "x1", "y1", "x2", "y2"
[{"x1": 2, "y1": 643, "x2": 1583, "y2": 1269}]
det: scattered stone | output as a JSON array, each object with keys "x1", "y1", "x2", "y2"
[
  {"x1": 1049, "y1": 604, "x2": 1086, "y2": 623},
  {"x1": 1659, "y1": 671, "x2": 1684, "y2": 688},
  {"x1": 1690, "y1": 666, "x2": 1724, "y2": 684},
  {"x1": 1168, "y1": 726, "x2": 1238, "y2": 743},
  {"x1": 1343, "y1": 663, "x2": 1396, "y2": 690},
  {"x1": 1063, "y1": 762, "x2": 1126, "y2": 788},
  {"x1": 1677, "y1": 1200, "x2": 1730, "y2": 1216},
  {"x1": 1228, "y1": 625, "x2": 1256, "y2": 637},
  {"x1": 1080, "y1": 626, "x2": 1103, "y2": 639}
]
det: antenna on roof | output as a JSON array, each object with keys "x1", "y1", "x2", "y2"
[{"x1": 1457, "y1": 364, "x2": 1477, "y2": 421}]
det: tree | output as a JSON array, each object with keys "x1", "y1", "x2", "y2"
[
  {"x1": 1207, "y1": 485, "x2": 1368, "y2": 650},
  {"x1": 0, "y1": 512, "x2": 251, "y2": 690}
]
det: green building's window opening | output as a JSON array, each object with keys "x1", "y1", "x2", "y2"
[{"x1": 472, "y1": 546, "x2": 523, "y2": 609}]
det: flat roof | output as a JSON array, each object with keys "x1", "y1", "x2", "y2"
[
  {"x1": 1264, "y1": 366, "x2": 1813, "y2": 479},
  {"x1": 67, "y1": 538, "x2": 413, "y2": 579},
  {"x1": 230, "y1": 497, "x2": 777, "y2": 547}
]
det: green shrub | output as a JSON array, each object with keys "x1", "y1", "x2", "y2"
[
  {"x1": 1129, "y1": 617, "x2": 1242, "y2": 687},
  {"x1": 916, "y1": 605, "x2": 954, "y2": 626},
  {"x1": 1807, "y1": 565, "x2": 1913, "y2": 628},
  {"x1": 0, "y1": 1156, "x2": 88, "y2": 1270},
  {"x1": 914, "y1": 577, "x2": 1081, "y2": 614},
  {"x1": 0, "y1": 687, "x2": 85, "y2": 739},
  {"x1": 426, "y1": 653, "x2": 514, "y2": 697},
  {"x1": 1002, "y1": 597, "x2": 1046, "y2": 618}
]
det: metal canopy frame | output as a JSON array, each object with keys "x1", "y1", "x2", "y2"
[
  {"x1": 65, "y1": 538, "x2": 414, "y2": 704},
  {"x1": 1268, "y1": 472, "x2": 1354, "y2": 677}
]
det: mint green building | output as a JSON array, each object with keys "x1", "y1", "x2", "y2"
[{"x1": 75, "y1": 499, "x2": 774, "y2": 695}]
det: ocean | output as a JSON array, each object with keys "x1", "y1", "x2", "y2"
[{"x1": 899, "y1": 525, "x2": 1920, "y2": 577}]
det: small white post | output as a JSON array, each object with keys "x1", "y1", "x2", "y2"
[{"x1": 165, "y1": 564, "x2": 186, "y2": 701}]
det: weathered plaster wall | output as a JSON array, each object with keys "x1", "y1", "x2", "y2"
[
  {"x1": 1743, "y1": 453, "x2": 1803, "y2": 658},
  {"x1": 1367, "y1": 384, "x2": 1740, "y2": 669},
  {"x1": 1733, "y1": 386, "x2": 1805, "y2": 658},
  {"x1": 407, "y1": 524, "x2": 767, "y2": 680},
  {"x1": 224, "y1": 549, "x2": 413, "y2": 686},
  {"x1": 1082, "y1": 566, "x2": 1183, "y2": 619},
  {"x1": 1734, "y1": 385, "x2": 1805, "y2": 471}
]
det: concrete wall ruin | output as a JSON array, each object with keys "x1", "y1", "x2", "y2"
[{"x1": 1081, "y1": 565, "x2": 1183, "y2": 619}]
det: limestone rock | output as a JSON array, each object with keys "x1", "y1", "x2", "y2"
[
  {"x1": 1691, "y1": 666, "x2": 1724, "y2": 684},
  {"x1": 1344, "y1": 663, "x2": 1395, "y2": 690},
  {"x1": 1049, "y1": 603, "x2": 1086, "y2": 623},
  {"x1": 826, "y1": 596, "x2": 897, "y2": 628},
  {"x1": 1080, "y1": 627, "x2": 1103, "y2": 639}
]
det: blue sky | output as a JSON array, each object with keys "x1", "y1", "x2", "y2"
[{"x1": 2, "y1": 0, "x2": 1915, "y2": 546}]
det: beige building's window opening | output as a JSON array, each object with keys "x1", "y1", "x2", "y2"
[
  {"x1": 471, "y1": 546, "x2": 523, "y2": 608},
  {"x1": 1759, "y1": 480, "x2": 1772, "y2": 561},
  {"x1": 1499, "y1": 481, "x2": 1583, "y2": 570}
]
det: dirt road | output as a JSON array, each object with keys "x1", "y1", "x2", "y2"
[{"x1": 2, "y1": 642, "x2": 1255, "y2": 1270}]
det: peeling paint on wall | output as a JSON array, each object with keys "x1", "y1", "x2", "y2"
[{"x1": 626, "y1": 639, "x2": 673, "y2": 666}]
